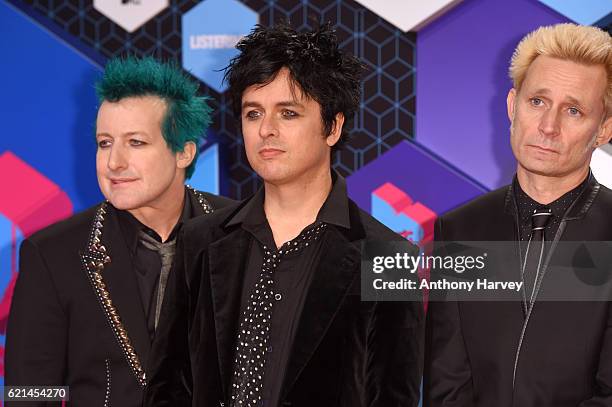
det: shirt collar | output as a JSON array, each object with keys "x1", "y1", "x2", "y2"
[
  {"x1": 317, "y1": 170, "x2": 351, "y2": 229},
  {"x1": 117, "y1": 186, "x2": 192, "y2": 255},
  {"x1": 226, "y1": 169, "x2": 351, "y2": 230},
  {"x1": 513, "y1": 174, "x2": 589, "y2": 223}
]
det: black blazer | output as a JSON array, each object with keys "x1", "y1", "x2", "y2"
[
  {"x1": 423, "y1": 174, "x2": 612, "y2": 407},
  {"x1": 144, "y1": 197, "x2": 425, "y2": 407},
  {"x1": 5, "y1": 188, "x2": 233, "y2": 407}
]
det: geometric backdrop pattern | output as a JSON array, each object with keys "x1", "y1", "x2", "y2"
[
  {"x1": 12, "y1": 0, "x2": 417, "y2": 199},
  {"x1": 1, "y1": 0, "x2": 610, "y2": 391}
]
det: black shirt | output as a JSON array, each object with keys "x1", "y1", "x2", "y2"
[
  {"x1": 226, "y1": 171, "x2": 350, "y2": 407},
  {"x1": 116, "y1": 189, "x2": 193, "y2": 342},
  {"x1": 514, "y1": 175, "x2": 589, "y2": 242}
]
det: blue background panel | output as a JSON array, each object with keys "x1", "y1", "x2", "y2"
[
  {"x1": 539, "y1": 0, "x2": 611, "y2": 25},
  {"x1": 182, "y1": 0, "x2": 258, "y2": 92},
  {"x1": 0, "y1": 0, "x2": 103, "y2": 212}
]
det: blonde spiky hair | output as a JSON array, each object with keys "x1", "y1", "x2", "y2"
[{"x1": 509, "y1": 23, "x2": 612, "y2": 116}]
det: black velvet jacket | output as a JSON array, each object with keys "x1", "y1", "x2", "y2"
[
  {"x1": 5, "y1": 188, "x2": 234, "y2": 407},
  {"x1": 145, "y1": 192, "x2": 425, "y2": 407},
  {"x1": 424, "y1": 173, "x2": 612, "y2": 407}
]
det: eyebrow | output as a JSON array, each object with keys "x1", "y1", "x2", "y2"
[
  {"x1": 531, "y1": 88, "x2": 585, "y2": 108},
  {"x1": 95, "y1": 131, "x2": 148, "y2": 138},
  {"x1": 241, "y1": 100, "x2": 305, "y2": 110},
  {"x1": 276, "y1": 100, "x2": 304, "y2": 108},
  {"x1": 564, "y1": 96, "x2": 585, "y2": 108},
  {"x1": 530, "y1": 88, "x2": 552, "y2": 97}
]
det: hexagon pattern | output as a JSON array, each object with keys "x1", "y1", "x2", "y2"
[
  {"x1": 94, "y1": 0, "x2": 169, "y2": 33},
  {"x1": 346, "y1": 141, "x2": 485, "y2": 217},
  {"x1": 12, "y1": 0, "x2": 416, "y2": 199},
  {"x1": 354, "y1": 0, "x2": 462, "y2": 31},
  {"x1": 182, "y1": 0, "x2": 258, "y2": 92}
]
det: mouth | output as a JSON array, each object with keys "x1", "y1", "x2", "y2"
[
  {"x1": 109, "y1": 178, "x2": 138, "y2": 186},
  {"x1": 259, "y1": 148, "x2": 285, "y2": 159},
  {"x1": 528, "y1": 145, "x2": 558, "y2": 154}
]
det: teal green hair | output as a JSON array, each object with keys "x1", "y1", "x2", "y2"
[{"x1": 95, "y1": 56, "x2": 212, "y2": 178}]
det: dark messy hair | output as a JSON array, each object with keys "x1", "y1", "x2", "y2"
[
  {"x1": 224, "y1": 22, "x2": 365, "y2": 151},
  {"x1": 96, "y1": 56, "x2": 212, "y2": 178}
]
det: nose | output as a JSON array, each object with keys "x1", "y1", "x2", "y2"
[
  {"x1": 107, "y1": 144, "x2": 128, "y2": 171},
  {"x1": 258, "y1": 113, "x2": 279, "y2": 139},
  {"x1": 538, "y1": 107, "x2": 561, "y2": 138}
]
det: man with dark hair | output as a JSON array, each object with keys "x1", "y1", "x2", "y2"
[
  {"x1": 145, "y1": 24, "x2": 424, "y2": 407},
  {"x1": 424, "y1": 23, "x2": 612, "y2": 407},
  {"x1": 5, "y1": 56, "x2": 233, "y2": 406}
]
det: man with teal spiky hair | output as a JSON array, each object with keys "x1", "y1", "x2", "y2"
[{"x1": 5, "y1": 56, "x2": 233, "y2": 407}]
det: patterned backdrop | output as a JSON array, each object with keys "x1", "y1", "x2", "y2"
[
  {"x1": 0, "y1": 0, "x2": 610, "y2": 387},
  {"x1": 9, "y1": 0, "x2": 417, "y2": 198}
]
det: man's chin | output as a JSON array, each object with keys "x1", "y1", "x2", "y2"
[
  {"x1": 102, "y1": 193, "x2": 143, "y2": 211},
  {"x1": 260, "y1": 173, "x2": 297, "y2": 187},
  {"x1": 254, "y1": 166, "x2": 291, "y2": 185},
  {"x1": 518, "y1": 160, "x2": 562, "y2": 178}
]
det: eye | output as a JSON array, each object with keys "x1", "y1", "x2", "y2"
[
  {"x1": 529, "y1": 97, "x2": 543, "y2": 107},
  {"x1": 97, "y1": 139, "x2": 112, "y2": 148},
  {"x1": 245, "y1": 110, "x2": 261, "y2": 120},
  {"x1": 129, "y1": 139, "x2": 146, "y2": 146},
  {"x1": 568, "y1": 107, "x2": 581, "y2": 117},
  {"x1": 281, "y1": 109, "x2": 298, "y2": 119}
]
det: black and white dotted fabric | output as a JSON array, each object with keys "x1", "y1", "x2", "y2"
[
  {"x1": 515, "y1": 177, "x2": 585, "y2": 242},
  {"x1": 230, "y1": 222, "x2": 328, "y2": 407}
]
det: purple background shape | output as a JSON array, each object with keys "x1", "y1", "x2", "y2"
[
  {"x1": 415, "y1": 0, "x2": 569, "y2": 191},
  {"x1": 346, "y1": 141, "x2": 486, "y2": 215}
]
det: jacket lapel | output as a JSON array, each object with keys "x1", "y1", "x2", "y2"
[
  {"x1": 79, "y1": 189, "x2": 215, "y2": 386},
  {"x1": 207, "y1": 196, "x2": 366, "y2": 397},
  {"x1": 79, "y1": 203, "x2": 150, "y2": 386},
  {"x1": 281, "y1": 226, "x2": 361, "y2": 396},
  {"x1": 511, "y1": 175, "x2": 601, "y2": 389},
  {"x1": 100, "y1": 207, "x2": 152, "y2": 368},
  {"x1": 186, "y1": 186, "x2": 214, "y2": 216},
  {"x1": 208, "y1": 228, "x2": 251, "y2": 396}
]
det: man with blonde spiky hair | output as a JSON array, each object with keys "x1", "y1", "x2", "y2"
[
  {"x1": 424, "y1": 24, "x2": 612, "y2": 407},
  {"x1": 5, "y1": 56, "x2": 233, "y2": 406}
]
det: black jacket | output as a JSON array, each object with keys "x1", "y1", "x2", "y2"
[
  {"x1": 424, "y1": 174, "x2": 612, "y2": 407},
  {"x1": 5, "y1": 188, "x2": 234, "y2": 407},
  {"x1": 144, "y1": 196, "x2": 425, "y2": 407}
]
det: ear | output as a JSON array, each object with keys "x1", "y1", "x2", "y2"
[
  {"x1": 507, "y1": 88, "x2": 517, "y2": 122},
  {"x1": 594, "y1": 116, "x2": 612, "y2": 147},
  {"x1": 326, "y1": 113, "x2": 345, "y2": 148},
  {"x1": 176, "y1": 141, "x2": 196, "y2": 169}
]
